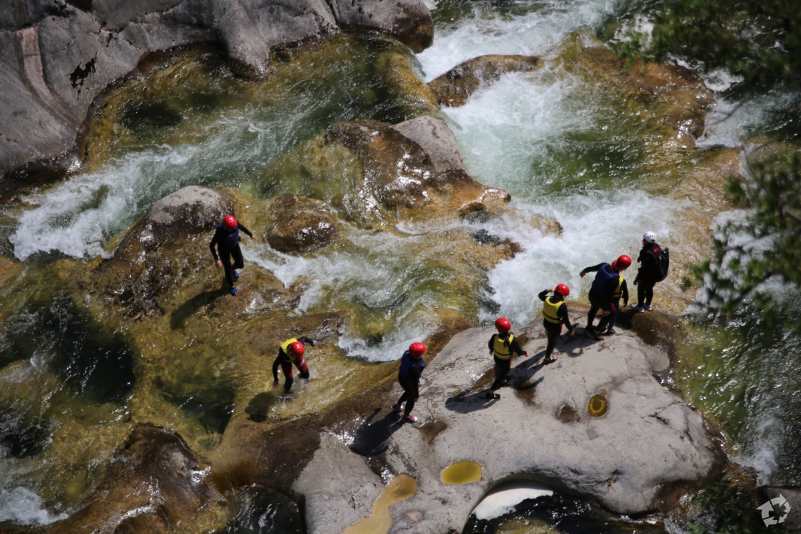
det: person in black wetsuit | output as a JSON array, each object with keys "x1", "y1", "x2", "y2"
[
  {"x1": 209, "y1": 214, "x2": 253, "y2": 296},
  {"x1": 598, "y1": 269, "x2": 629, "y2": 334},
  {"x1": 272, "y1": 336, "x2": 315, "y2": 394},
  {"x1": 635, "y1": 231, "x2": 662, "y2": 311},
  {"x1": 392, "y1": 342, "x2": 427, "y2": 424},
  {"x1": 538, "y1": 284, "x2": 574, "y2": 364},
  {"x1": 580, "y1": 255, "x2": 631, "y2": 337},
  {"x1": 486, "y1": 317, "x2": 527, "y2": 400}
]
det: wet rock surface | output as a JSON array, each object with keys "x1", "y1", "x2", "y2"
[
  {"x1": 297, "y1": 326, "x2": 718, "y2": 533},
  {"x1": 264, "y1": 196, "x2": 338, "y2": 254},
  {"x1": 0, "y1": 0, "x2": 434, "y2": 180},
  {"x1": 429, "y1": 54, "x2": 541, "y2": 107},
  {"x1": 46, "y1": 423, "x2": 226, "y2": 533}
]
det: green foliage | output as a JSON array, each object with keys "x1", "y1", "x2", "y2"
[{"x1": 701, "y1": 146, "x2": 801, "y2": 326}]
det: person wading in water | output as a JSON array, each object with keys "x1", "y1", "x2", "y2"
[{"x1": 209, "y1": 214, "x2": 253, "y2": 296}]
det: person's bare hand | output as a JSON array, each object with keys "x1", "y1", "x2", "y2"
[{"x1": 216, "y1": 260, "x2": 223, "y2": 268}]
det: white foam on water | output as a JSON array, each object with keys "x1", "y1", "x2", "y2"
[
  {"x1": 0, "y1": 487, "x2": 67, "y2": 525},
  {"x1": 10, "y1": 112, "x2": 294, "y2": 260},
  {"x1": 698, "y1": 91, "x2": 798, "y2": 148},
  {"x1": 480, "y1": 194, "x2": 676, "y2": 326},
  {"x1": 443, "y1": 69, "x2": 591, "y2": 196},
  {"x1": 472, "y1": 486, "x2": 554, "y2": 521},
  {"x1": 244, "y1": 234, "x2": 439, "y2": 362},
  {"x1": 418, "y1": 0, "x2": 617, "y2": 80}
]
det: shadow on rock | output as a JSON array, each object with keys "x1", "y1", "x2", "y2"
[
  {"x1": 170, "y1": 287, "x2": 228, "y2": 329},
  {"x1": 445, "y1": 390, "x2": 499, "y2": 414},
  {"x1": 245, "y1": 392, "x2": 280, "y2": 423},
  {"x1": 559, "y1": 329, "x2": 604, "y2": 357},
  {"x1": 350, "y1": 408, "x2": 404, "y2": 456}
]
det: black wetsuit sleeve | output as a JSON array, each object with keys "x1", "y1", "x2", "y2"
[
  {"x1": 621, "y1": 280, "x2": 629, "y2": 305},
  {"x1": 511, "y1": 337, "x2": 527, "y2": 356},
  {"x1": 580, "y1": 263, "x2": 604, "y2": 276},
  {"x1": 272, "y1": 354, "x2": 281, "y2": 381},
  {"x1": 298, "y1": 336, "x2": 316, "y2": 346},
  {"x1": 209, "y1": 228, "x2": 221, "y2": 261},
  {"x1": 488, "y1": 334, "x2": 495, "y2": 353},
  {"x1": 559, "y1": 304, "x2": 573, "y2": 330},
  {"x1": 538, "y1": 289, "x2": 550, "y2": 302},
  {"x1": 238, "y1": 223, "x2": 254, "y2": 239}
]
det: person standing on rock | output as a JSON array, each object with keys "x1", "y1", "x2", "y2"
[
  {"x1": 580, "y1": 255, "x2": 632, "y2": 337},
  {"x1": 486, "y1": 317, "x2": 527, "y2": 400},
  {"x1": 538, "y1": 284, "x2": 575, "y2": 364},
  {"x1": 209, "y1": 214, "x2": 254, "y2": 296},
  {"x1": 272, "y1": 336, "x2": 316, "y2": 394},
  {"x1": 393, "y1": 342, "x2": 428, "y2": 424},
  {"x1": 634, "y1": 231, "x2": 667, "y2": 312}
]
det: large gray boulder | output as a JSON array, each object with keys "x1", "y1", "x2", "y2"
[
  {"x1": 295, "y1": 326, "x2": 718, "y2": 533},
  {"x1": 146, "y1": 185, "x2": 231, "y2": 232},
  {"x1": 0, "y1": 0, "x2": 433, "y2": 181},
  {"x1": 391, "y1": 115, "x2": 466, "y2": 175}
]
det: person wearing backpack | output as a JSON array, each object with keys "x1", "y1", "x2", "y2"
[
  {"x1": 485, "y1": 316, "x2": 527, "y2": 400},
  {"x1": 634, "y1": 232, "x2": 668, "y2": 311},
  {"x1": 580, "y1": 255, "x2": 632, "y2": 337}
]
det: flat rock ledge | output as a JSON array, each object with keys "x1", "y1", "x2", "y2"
[{"x1": 294, "y1": 326, "x2": 718, "y2": 533}]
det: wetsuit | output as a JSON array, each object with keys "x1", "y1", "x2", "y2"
[
  {"x1": 487, "y1": 332, "x2": 526, "y2": 394},
  {"x1": 394, "y1": 350, "x2": 426, "y2": 418},
  {"x1": 209, "y1": 223, "x2": 253, "y2": 288},
  {"x1": 272, "y1": 336, "x2": 315, "y2": 393},
  {"x1": 538, "y1": 290, "x2": 573, "y2": 360},
  {"x1": 636, "y1": 243, "x2": 662, "y2": 308},
  {"x1": 581, "y1": 263, "x2": 622, "y2": 333},
  {"x1": 598, "y1": 276, "x2": 628, "y2": 333}
]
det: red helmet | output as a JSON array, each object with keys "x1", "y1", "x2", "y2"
[
  {"x1": 554, "y1": 283, "x2": 570, "y2": 297},
  {"x1": 223, "y1": 215, "x2": 238, "y2": 230},
  {"x1": 288, "y1": 341, "x2": 305, "y2": 357},
  {"x1": 613, "y1": 255, "x2": 632, "y2": 270},
  {"x1": 495, "y1": 316, "x2": 511, "y2": 333},
  {"x1": 409, "y1": 342, "x2": 427, "y2": 357}
]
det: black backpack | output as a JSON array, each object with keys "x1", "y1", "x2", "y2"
[{"x1": 655, "y1": 247, "x2": 670, "y2": 282}]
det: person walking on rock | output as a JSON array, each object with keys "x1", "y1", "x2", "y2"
[
  {"x1": 580, "y1": 255, "x2": 632, "y2": 337},
  {"x1": 635, "y1": 231, "x2": 667, "y2": 311},
  {"x1": 486, "y1": 317, "x2": 527, "y2": 400},
  {"x1": 393, "y1": 342, "x2": 428, "y2": 424},
  {"x1": 209, "y1": 214, "x2": 253, "y2": 296},
  {"x1": 272, "y1": 336, "x2": 315, "y2": 394},
  {"x1": 538, "y1": 284, "x2": 575, "y2": 364}
]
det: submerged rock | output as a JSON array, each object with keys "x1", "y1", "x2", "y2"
[
  {"x1": 47, "y1": 423, "x2": 226, "y2": 532},
  {"x1": 429, "y1": 55, "x2": 542, "y2": 107},
  {"x1": 296, "y1": 327, "x2": 718, "y2": 532},
  {"x1": 99, "y1": 186, "x2": 232, "y2": 315},
  {"x1": 265, "y1": 196, "x2": 338, "y2": 254},
  {"x1": 259, "y1": 119, "x2": 498, "y2": 226}
]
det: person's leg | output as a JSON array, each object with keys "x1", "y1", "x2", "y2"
[
  {"x1": 491, "y1": 357, "x2": 511, "y2": 391},
  {"x1": 221, "y1": 249, "x2": 235, "y2": 287},
  {"x1": 232, "y1": 245, "x2": 244, "y2": 276},
  {"x1": 637, "y1": 283, "x2": 646, "y2": 308},
  {"x1": 586, "y1": 301, "x2": 600, "y2": 330},
  {"x1": 645, "y1": 282, "x2": 655, "y2": 308},
  {"x1": 544, "y1": 321, "x2": 559, "y2": 361},
  {"x1": 295, "y1": 359, "x2": 310, "y2": 380},
  {"x1": 394, "y1": 380, "x2": 409, "y2": 411},
  {"x1": 403, "y1": 381, "x2": 419, "y2": 418},
  {"x1": 603, "y1": 302, "x2": 618, "y2": 333},
  {"x1": 281, "y1": 361, "x2": 294, "y2": 393}
]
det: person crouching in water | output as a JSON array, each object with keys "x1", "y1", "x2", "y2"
[
  {"x1": 209, "y1": 214, "x2": 253, "y2": 296},
  {"x1": 272, "y1": 337, "x2": 315, "y2": 394},
  {"x1": 393, "y1": 342, "x2": 427, "y2": 424},
  {"x1": 486, "y1": 317, "x2": 527, "y2": 400},
  {"x1": 580, "y1": 255, "x2": 632, "y2": 337},
  {"x1": 538, "y1": 283, "x2": 574, "y2": 364}
]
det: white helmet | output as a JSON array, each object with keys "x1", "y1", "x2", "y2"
[{"x1": 643, "y1": 231, "x2": 656, "y2": 244}]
